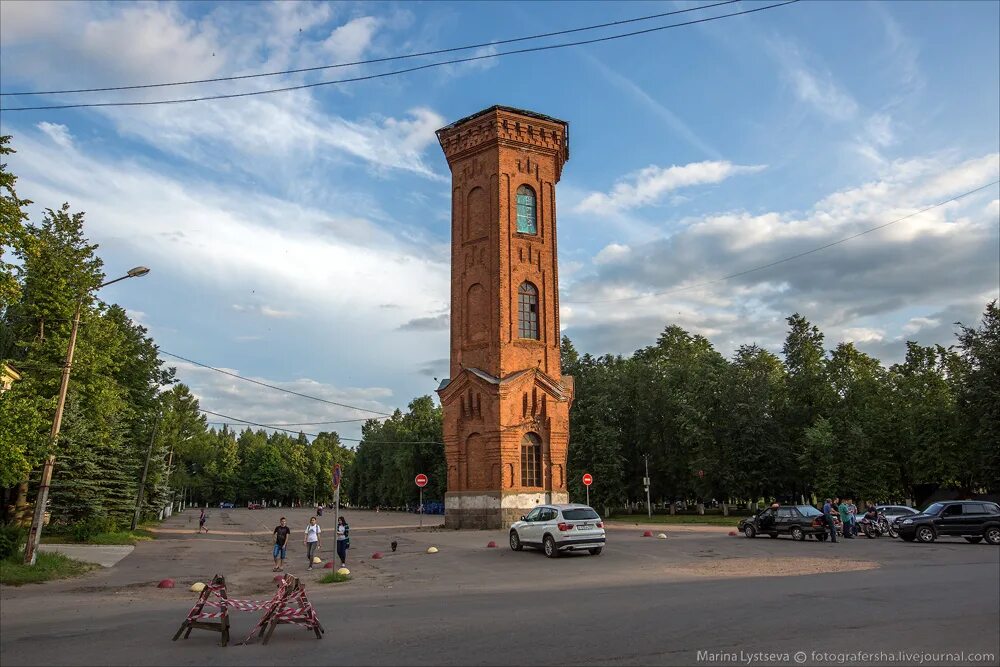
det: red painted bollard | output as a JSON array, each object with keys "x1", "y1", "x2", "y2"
[
  {"x1": 642, "y1": 530, "x2": 653, "y2": 537},
  {"x1": 324, "y1": 561, "x2": 335, "y2": 569},
  {"x1": 157, "y1": 578, "x2": 175, "y2": 588},
  {"x1": 372, "y1": 552, "x2": 383, "y2": 559},
  {"x1": 487, "y1": 541, "x2": 497, "y2": 548}
]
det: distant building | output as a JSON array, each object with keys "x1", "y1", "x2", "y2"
[{"x1": 1, "y1": 362, "x2": 21, "y2": 393}]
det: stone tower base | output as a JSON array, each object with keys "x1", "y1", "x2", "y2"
[{"x1": 445, "y1": 491, "x2": 570, "y2": 529}]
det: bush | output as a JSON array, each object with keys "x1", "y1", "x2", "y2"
[
  {"x1": 0, "y1": 525, "x2": 26, "y2": 559},
  {"x1": 70, "y1": 515, "x2": 121, "y2": 542}
]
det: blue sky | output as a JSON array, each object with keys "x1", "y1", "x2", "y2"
[{"x1": 1, "y1": 1, "x2": 998, "y2": 440}]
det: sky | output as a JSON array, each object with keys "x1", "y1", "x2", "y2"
[{"x1": 1, "y1": 0, "x2": 998, "y2": 442}]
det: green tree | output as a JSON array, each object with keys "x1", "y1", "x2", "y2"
[
  {"x1": 0, "y1": 135, "x2": 31, "y2": 311},
  {"x1": 956, "y1": 301, "x2": 1000, "y2": 492}
]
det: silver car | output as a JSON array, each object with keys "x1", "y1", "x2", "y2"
[{"x1": 509, "y1": 504, "x2": 606, "y2": 558}]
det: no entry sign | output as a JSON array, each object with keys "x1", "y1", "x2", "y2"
[
  {"x1": 415, "y1": 474, "x2": 428, "y2": 488},
  {"x1": 582, "y1": 473, "x2": 593, "y2": 486}
]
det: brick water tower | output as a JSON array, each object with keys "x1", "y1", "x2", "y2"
[{"x1": 435, "y1": 106, "x2": 573, "y2": 529}]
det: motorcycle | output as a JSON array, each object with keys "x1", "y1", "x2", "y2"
[{"x1": 860, "y1": 512, "x2": 892, "y2": 538}]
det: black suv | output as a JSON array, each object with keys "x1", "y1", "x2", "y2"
[
  {"x1": 739, "y1": 505, "x2": 830, "y2": 541},
  {"x1": 897, "y1": 500, "x2": 1000, "y2": 544}
]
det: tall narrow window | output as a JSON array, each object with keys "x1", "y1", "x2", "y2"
[
  {"x1": 518, "y1": 281, "x2": 539, "y2": 340},
  {"x1": 521, "y1": 433, "x2": 542, "y2": 487},
  {"x1": 516, "y1": 185, "x2": 537, "y2": 234}
]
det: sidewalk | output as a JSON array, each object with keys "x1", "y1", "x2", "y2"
[{"x1": 37, "y1": 544, "x2": 134, "y2": 567}]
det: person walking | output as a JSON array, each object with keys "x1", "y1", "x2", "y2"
[
  {"x1": 304, "y1": 516, "x2": 322, "y2": 570},
  {"x1": 336, "y1": 516, "x2": 350, "y2": 568},
  {"x1": 822, "y1": 498, "x2": 838, "y2": 543},
  {"x1": 272, "y1": 517, "x2": 291, "y2": 572},
  {"x1": 847, "y1": 498, "x2": 859, "y2": 537},
  {"x1": 838, "y1": 497, "x2": 853, "y2": 538},
  {"x1": 198, "y1": 507, "x2": 209, "y2": 534}
]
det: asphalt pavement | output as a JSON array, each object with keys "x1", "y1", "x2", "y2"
[{"x1": 1, "y1": 508, "x2": 997, "y2": 666}]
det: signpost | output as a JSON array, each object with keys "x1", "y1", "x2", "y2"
[
  {"x1": 415, "y1": 474, "x2": 428, "y2": 528},
  {"x1": 582, "y1": 473, "x2": 593, "y2": 507},
  {"x1": 332, "y1": 464, "x2": 342, "y2": 540}
]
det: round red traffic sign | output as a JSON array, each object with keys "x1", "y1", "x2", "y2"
[
  {"x1": 415, "y1": 474, "x2": 428, "y2": 488},
  {"x1": 582, "y1": 473, "x2": 593, "y2": 487}
]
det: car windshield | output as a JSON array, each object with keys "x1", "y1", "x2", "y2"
[
  {"x1": 921, "y1": 502, "x2": 945, "y2": 515},
  {"x1": 797, "y1": 505, "x2": 822, "y2": 517},
  {"x1": 562, "y1": 508, "x2": 600, "y2": 520}
]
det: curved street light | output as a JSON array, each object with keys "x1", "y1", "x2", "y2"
[{"x1": 23, "y1": 267, "x2": 150, "y2": 565}]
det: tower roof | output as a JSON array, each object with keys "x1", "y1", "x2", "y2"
[{"x1": 436, "y1": 105, "x2": 567, "y2": 134}]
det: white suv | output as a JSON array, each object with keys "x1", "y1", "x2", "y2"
[{"x1": 509, "y1": 504, "x2": 606, "y2": 558}]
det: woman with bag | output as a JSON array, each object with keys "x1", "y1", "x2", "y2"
[
  {"x1": 304, "y1": 516, "x2": 322, "y2": 570},
  {"x1": 336, "y1": 516, "x2": 350, "y2": 568}
]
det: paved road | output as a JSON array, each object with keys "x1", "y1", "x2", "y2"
[{"x1": 2, "y1": 509, "x2": 997, "y2": 666}]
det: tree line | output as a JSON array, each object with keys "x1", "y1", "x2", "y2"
[
  {"x1": 1, "y1": 136, "x2": 354, "y2": 532},
  {"x1": 563, "y1": 307, "x2": 998, "y2": 514}
]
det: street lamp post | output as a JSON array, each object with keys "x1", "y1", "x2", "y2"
[{"x1": 22, "y1": 267, "x2": 150, "y2": 565}]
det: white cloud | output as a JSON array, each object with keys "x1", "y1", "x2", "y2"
[
  {"x1": 576, "y1": 161, "x2": 766, "y2": 213},
  {"x1": 323, "y1": 16, "x2": 380, "y2": 62},
  {"x1": 901, "y1": 317, "x2": 939, "y2": 335},
  {"x1": 594, "y1": 244, "x2": 631, "y2": 265},
  {"x1": 10, "y1": 133, "x2": 450, "y2": 332},
  {"x1": 562, "y1": 152, "x2": 1000, "y2": 363},
  {"x1": 36, "y1": 122, "x2": 73, "y2": 149},
  {"x1": 841, "y1": 327, "x2": 885, "y2": 344},
  {"x1": 769, "y1": 39, "x2": 858, "y2": 121}
]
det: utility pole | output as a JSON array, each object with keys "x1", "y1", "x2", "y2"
[
  {"x1": 22, "y1": 267, "x2": 149, "y2": 565},
  {"x1": 22, "y1": 302, "x2": 81, "y2": 565},
  {"x1": 131, "y1": 412, "x2": 162, "y2": 531},
  {"x1": 644, "y1": 453, "x2": 652, "y2": 519}
]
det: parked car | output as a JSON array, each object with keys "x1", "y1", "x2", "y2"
[
  {"x1": 219, "y1": 502, "x2": 235, "y2": 509},
  {"x1": 738, "y1": 505, "x2": 832, "y2": 541},
  {"x1": 876, "y1": 504, "x2": 918, "y2": 521},
  {"x1": 897, "y1": 500, "x2": 1000, "y2": 544},
  {"x1": 509, "y1": 504, "x2": 606, "y2": 557}
]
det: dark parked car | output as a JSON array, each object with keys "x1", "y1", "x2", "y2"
[
  {"x1": 897, "y1": 500, "x2": 1000, "y2": 544},
  {"x1": 739, "y1": 505, "x2": 831, "y2": 541}
]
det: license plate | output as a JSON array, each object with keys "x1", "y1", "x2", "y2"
[{"x1": 577, "y1": 523, "x2": 591, "y2": 529}]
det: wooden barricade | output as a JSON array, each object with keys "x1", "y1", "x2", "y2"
[
  {"x1": 172, "y1": 574, "x2": 231, "y2": 646},
  {"x1": 243, "y1": 574, "x2": 325, "y2": 645}
]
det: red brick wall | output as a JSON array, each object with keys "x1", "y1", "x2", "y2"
[{"x1": 437, "y1": 107, "x2": 572, "y2": 502}]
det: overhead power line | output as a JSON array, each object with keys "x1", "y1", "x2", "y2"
[
  {"x1": 0, "y1": 1, "x2": 799, "y2": 112},
  {"x1": 160, "y1": 349, "x2": 393, "y2": 417},
  {"x1": 1, "y1": 1, "x2": 740, "y2": 97},
  {"x1": 565, "y1": 180, "x2": 1000, "y2": 305},
  {"x1": 201, "y1": 408, "x2": 442, "y2": 445}
]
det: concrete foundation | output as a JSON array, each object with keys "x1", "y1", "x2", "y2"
[{"x1": 445, "y1": 491, "x2": 570, "y2": 529}]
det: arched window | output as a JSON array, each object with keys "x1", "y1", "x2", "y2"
[
  {"x1": 515, "y1": 185, "x2": 537, "y2": 234},
  {"x1": 518, "y1": 282, "x2": 539, "y2": 340},
  {"x1": 521, "y1": 433, "x2": 542, "y2": 487}
]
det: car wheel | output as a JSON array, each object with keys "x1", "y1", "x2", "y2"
[
  {"x1": 985, "y1": 527, "x2": 1000, "y2": 546},
  {"x1": 588, "y1": 547, "x2": 603, "y2": 556},
  {"x1": 743, "y1": 525, "x2": 756, "y2": 538},
  {"x1": 543, "y1": 535, "x2": 559, "y2": 558},
  {"x1": 964, "y1": 536, "x2": 983, "y2": 544},
  {"x1": 791, "y1": 526, "x2": 805, "y2": 541},
  {"x1": 916, "y1": 526, "x2": 936, "y2": 543},
  {"x1": 509, "y1": 531, "x2": 523, "y2": 552}
]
